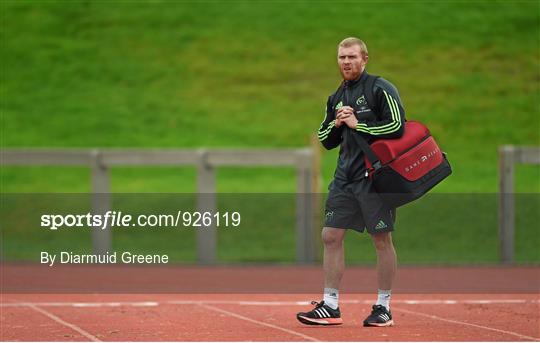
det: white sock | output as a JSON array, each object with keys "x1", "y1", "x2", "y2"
[
  {"x1": 376, "y1": 289, "x2": 391, "y2": 310},
  {"x1": 323, "y1": 287, "x2": 339, "y2": 309}
]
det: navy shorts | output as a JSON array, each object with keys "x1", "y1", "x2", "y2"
[{"x1": 324, "y1": 178, "x2": 396, "y2": 234}]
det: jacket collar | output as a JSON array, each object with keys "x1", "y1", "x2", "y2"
[{"x1": 343, "y1": 69, "x2": 368, "y2": 87}]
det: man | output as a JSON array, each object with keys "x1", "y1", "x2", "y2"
[{"x1": 296, "y1": 37, "x2": 405, "y2": 327}]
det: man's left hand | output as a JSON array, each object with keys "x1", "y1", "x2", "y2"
[{"x1": 342, "y1": 113, "x2": 358, "y2": 129}]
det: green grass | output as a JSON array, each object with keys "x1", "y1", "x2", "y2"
[{"x1": 1, "y1": 1, "x2": 539, "y2": 264}]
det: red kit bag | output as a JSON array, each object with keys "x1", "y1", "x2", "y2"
[{"x1": 357, "y1": 120, "x2": 452, "y2": 208}]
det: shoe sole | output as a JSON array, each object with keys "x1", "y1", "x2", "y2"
[
  {"x1": 297, "y1": 315, "x2": 343, "y2": 326},
  {"x1": 363, "y1": 320, "x2": 394, "y2": 327}
]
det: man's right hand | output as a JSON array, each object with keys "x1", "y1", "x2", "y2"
[{"x1": 336, "y1": 106, "x2": 354, "y2": 127}]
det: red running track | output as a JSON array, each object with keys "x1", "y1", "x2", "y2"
[
  {"x1": 1, "y1": 293, "x2": 539, "y2": 341},
  {"x1": 2, "y1": 264, "x2": 538, "y2": 293}
]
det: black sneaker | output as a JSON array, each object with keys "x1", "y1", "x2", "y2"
[
  {"x1": 296, "y1": 300, "x2": 343, "y2": 325},
  {"x1": 363, "y1": 304, "x2": 394, "y2": 327}
]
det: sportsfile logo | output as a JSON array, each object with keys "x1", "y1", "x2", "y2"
[
  {"x1": 404, "y1": 148, "x2": 440, "y2": 173},
  {"x1": 40, "y1": 210, "x2": 241, "y2": 230}
]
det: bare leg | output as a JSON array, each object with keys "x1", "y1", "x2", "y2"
[
  {"x1": 322, "y1": 227, "x2": 347, "y2": 289},
  {"x1": 371, "y1": 232, "x2": 397, "y2": 290}
]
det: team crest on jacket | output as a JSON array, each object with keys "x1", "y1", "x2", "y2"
[
  {"x1": 356, "y1": 94, "x2": 371, "y2": 113},
  {"x1": 356, "y1": 95, "x2": 367, "y2": 106}
]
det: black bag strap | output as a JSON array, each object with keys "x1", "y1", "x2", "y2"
[
  {"x1": 352, "y1": 74, "x2": 382, "y2": 170},
  {"x1": 364, "y1": 74, "x2": 379, "y2": 113},
  {"x1": 353, "y1": 129, "x2": 381, "y2": 169}
]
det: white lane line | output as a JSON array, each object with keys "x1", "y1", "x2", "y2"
[
  {"x1": 27, "y1": 304, "x2": 101, "y2": 342},
  {"x1": 72, "y1": 301, "x2": 158, "y2": 307},
  {"x1": 466, "y1": 299, "x2": 528, "y2": 304},
  {"x1": 1, "y1": 298, "x2": 537, "y2": 308},
  {"x1": 199, "y1": 303, "x2": 321, "y2": 342},
  {"x1": 403, "y1": 300, "x2": 457, "y2": 304},
  {"x1": 2, "y1": 301, "x2": 161, "y2": 307},
  {"x1": 73, "y1": 302, "x2": 120, "y2": 307},
  {"x1": 394, "y1": 306, "x2": 540, "y2": 342},
  {"x1": 166, "y1": 299, "x2": 537, "y2": 306},
  {"x1": 169, "y1": 300, "x2": 313, "y2": 306}
]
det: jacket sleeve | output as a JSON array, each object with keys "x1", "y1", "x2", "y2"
[
  {"x1": 317, "y1": 96, "x2": 343, "y2": 150},
  {"x1": 355, "y1": 78, "x2": 405, "y2": 139}
]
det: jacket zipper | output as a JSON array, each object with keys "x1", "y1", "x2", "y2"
[{"x1": 343, "y1": 82, "x2": 353, "y2": 180}]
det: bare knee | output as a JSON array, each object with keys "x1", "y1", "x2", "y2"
[
  {"x1": 322, "y1": 227, "x2": 345, "y2": 248},
  {"x1": 372, "y1": 232, "x2": 394, "y2": 251}
]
